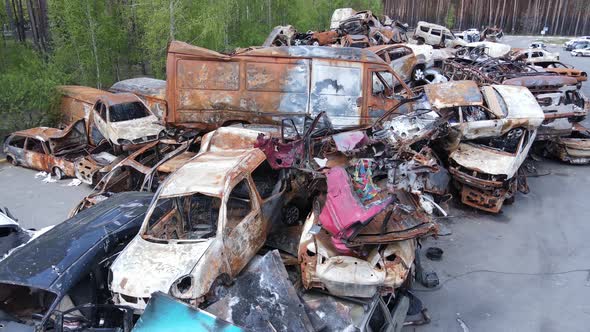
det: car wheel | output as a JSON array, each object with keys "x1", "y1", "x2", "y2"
[
  {"x1": 417, "y1": 37, "x2": 425, "y2": 45},
  {"x1": 53, "y1": 167, "x2": 64, "y2": 180},
  {"x1": 8, "y1": 156, "x2": 18, "y2": 166}
]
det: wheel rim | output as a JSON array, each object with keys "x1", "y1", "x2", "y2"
[{"x1": 414, "y1": 68, "x2": 425, "y2": 81}]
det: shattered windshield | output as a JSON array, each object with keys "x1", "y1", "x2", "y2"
[
  {"x1": 145, "y1": 193, "x2": 221, "y2": 241},
  {"x1": 109, "y1": 102, "x2": 151, "y2": 122}
]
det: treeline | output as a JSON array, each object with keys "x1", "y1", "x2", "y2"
[
  {"x1": 383, "y1": 0, "x2": 590, "y2": 35},
  {"x1": 0, "y1": 0, "x2": 381, "y2": 136},
  {"x1": 2, "y1": 0, "x2": 382, "y2": 87}
]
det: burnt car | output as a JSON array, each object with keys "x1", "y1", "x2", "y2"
[
  {"x1": 70, "y1": 140, "x2": 191, "y2": 216},
  {"x1": 88, "y1": 93, "x2": 166, "y2": 150},
  {"x1": 423, "y1": 81, "x2": 544, "y2": 212},
  {"x1": 531, "y1": 61, "x2": 588, "y2": 84},
  {"x1": 110, "y1": 127, "x2": 289, "y2": 311},
  {"x1": 3, "y1": 120, "x2": 88, "y2": 179},
  {"x1": 0, "y1": 192, "x2": 159, "y2": 331}
]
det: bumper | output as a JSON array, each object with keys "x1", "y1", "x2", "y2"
[
  {"x1": 450, "y1": 166, "x2": 513, "y2": 213},
  {"x1": 113, "y1": 292, "x2": 150, "y2": 313}
]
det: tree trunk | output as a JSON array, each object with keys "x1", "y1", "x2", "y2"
[
  {"x1": 85, "y1": 0, "x2": 101, "y2": 89},
  {"x1": 169, "y1": 0, "x2": 175, "y2": 40}
]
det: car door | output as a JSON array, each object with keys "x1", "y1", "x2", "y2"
[
  {"x1": 366, "y1": 66, "x2": 403, "y2": 122},
  {"x1": 223, "y1": 177, "x2": 264, "y2": 275},
  {"x1": 24, "y1": 137, "x2": 50, "y2": 171},
  {"x1": 388, "y1": 47, "x2": 416, "y2": 81},
  {"x1": 92, "y1": 101, "x2": 110, "y2": 143}
]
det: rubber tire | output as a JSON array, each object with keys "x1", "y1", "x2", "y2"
[
  {"x1": 53, "y1": 167, "x2": 64, "y2": 180},
  {"x1": 417, "y1": 37, "x2": 425, "y2": 45},
  {"x1": 8, "y1": 156, "x2": 17, "y2": 166}
]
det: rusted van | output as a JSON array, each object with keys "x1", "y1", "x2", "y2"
[{"x1": 165, "y1": 41, "x2": 415, "y2": 130}]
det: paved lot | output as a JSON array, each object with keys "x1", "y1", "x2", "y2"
[
  {"x1": 0, "y1": 35, "x2": 589, "y2": 331},
  {"x1": 0, "y1": 164, "x2": 92, "y2": 229}
]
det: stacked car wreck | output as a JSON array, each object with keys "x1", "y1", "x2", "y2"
[{"x1": 1, "y1": 7, "x2": 589, "y2": 332}]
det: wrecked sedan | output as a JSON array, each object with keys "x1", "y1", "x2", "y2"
[
  {"x1": 0, "y1": 192, "x2": 158, "y2": 331},
  {"x1": 3, "y1": 119, "x2": 88, "y2": 179},
  {"x1": 424, "y1": 81, "x2": 544, "y2": 212},
  {"x1": 110, "y1": 128, "x2": 288, "y2": 311},
  {"x1": 89, "y1": 93, "x2": 166, "y2": 150}
]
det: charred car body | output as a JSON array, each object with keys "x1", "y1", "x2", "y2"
[
  {"x1": 110, "y1": 127, "x2": 289, "y2": 311},
  {"x1": 3, "y1": 120, "x2": 88, "y2": 179},
  {"x1": 165, "y1": 41, "x2": 417, "y2": 131},
  {"x1": 424, "y1": 81, "x2": 544, "y2": 212},
  {"x1": 109, "y1": 78, "x2": 167, "y2": 121},
  {"x1": 89, "y1": 93, "x2": 166, "y2": 150}
]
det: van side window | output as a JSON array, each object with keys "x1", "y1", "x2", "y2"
[
  {"x1": 8, "y1": 136, "x2": 25, "y2": 148},
  {"x1": 420, "y1": 26, "x2": 429, "y2": 33},
  {"x1": 25, "y1": 138, "x2": 45, "y2": 153},
  {"x1": 431, "y1": 29, "x2": 442, "y2": 36}
]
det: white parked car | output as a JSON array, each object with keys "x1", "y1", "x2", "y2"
[
  {"x1": 529, "y1": 41, "x2": 546, "y2": 49},
  {"x1": 564, "y1": 36, "x2": 590, "y2": 48},
  {"x1": 509, "y1": 48, "x2": 559, "y2": 63},
  {"x1": 571, "y1": 47, "x2": 590, "y2": 57}
]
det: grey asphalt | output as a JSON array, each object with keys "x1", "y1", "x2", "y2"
[
  {"x1": 0, "y1": 164, "x2": 92, "y2": 229},
  {"x1": 0, "y1": 35, "x2": 589, "y2": 331}
]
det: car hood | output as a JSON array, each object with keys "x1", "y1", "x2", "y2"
[
  {"x1": 110, "y1": 236, "x2": 214, "y2": 298},
  {"x1": 450, "y1": 143, "x2": 522, "y2": 177},
  {"x1": 108, "y1": 115, "x2": 164, "y2": 141}
]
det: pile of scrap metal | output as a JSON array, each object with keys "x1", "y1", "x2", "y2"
[
  {"x1": 263, "y1": 10, "x2": 409, "y2": 48},
  {"x1": 442, "y1": 47, "x2": 590, "y2": 164}
]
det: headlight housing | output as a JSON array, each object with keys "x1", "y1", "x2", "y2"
[
  {"x1": 170, "y1": 275, "x2": 193, "y2": 297},
  {"x1": 117, "y1": 139, "x2": 132, "y2": 145}
]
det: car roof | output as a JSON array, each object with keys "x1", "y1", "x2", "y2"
[
  {"x1": 159, "y1": 148, "x2": 266, "y2": 197},
  {"x1": 109, "y1": 78, "x2": 167, "y2": 100}
]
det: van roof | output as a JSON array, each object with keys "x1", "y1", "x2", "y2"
[
  {"x1": 59, "y1": 85, "x2": 115, "y2": 104},
  {"x1": 109, "y1": 78, "x2": 167, "y2": 100},
  {"x1": 168, "y1": 41, "x2": 385, "y2": 64}
]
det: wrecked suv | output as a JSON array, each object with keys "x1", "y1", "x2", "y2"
[{"x1": 110, "y1": 127, "x2": 288, "y2": 311}]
